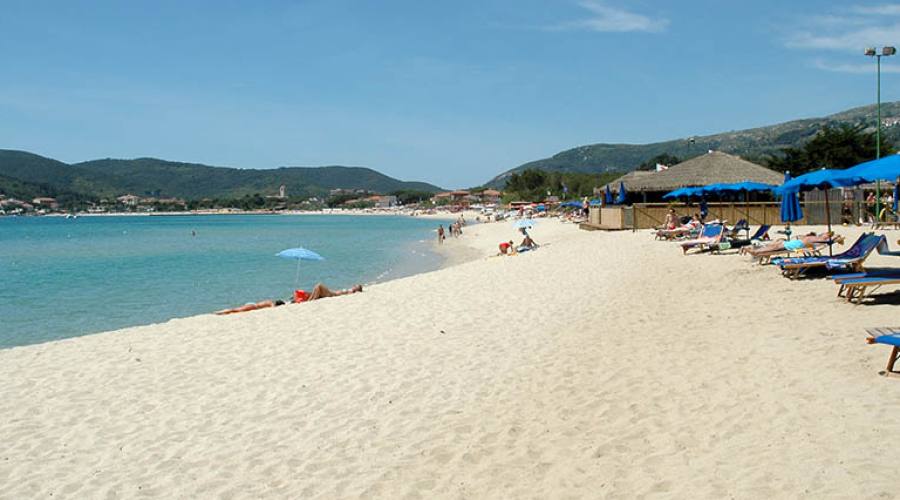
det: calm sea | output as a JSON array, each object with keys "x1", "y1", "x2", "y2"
[{"x1": 0, "y1": 214, "x2": 444, "y2": 349}]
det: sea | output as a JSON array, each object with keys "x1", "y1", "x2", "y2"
[{"x1": 0, "y1": 214, "x2": 445, "y2": 349}]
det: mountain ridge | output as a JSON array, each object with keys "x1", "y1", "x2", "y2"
[
  {"x1": 485, "y1": 101, "x2": 900, "y2": 187},
  {"x1": 0, "y1": 150, "x2": 442, "y2": 201}
]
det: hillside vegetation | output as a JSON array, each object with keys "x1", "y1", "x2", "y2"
[
  {"x1": 0, "y1": 150, "x2": 442, "y2": 201},
  {"x1": 486, "y1": 101, "x2": 900, "y2": 187}
]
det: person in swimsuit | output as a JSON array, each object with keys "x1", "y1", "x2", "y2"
[
  {"x1": 215, "y1": 300, "x2": 285, "y2": 315},
  {"x1": 745, "y1": 232, "x2": 842, "y2": 256},
  {"x1": 306, "y1": 283, "x2": 363, "y2": 301}
]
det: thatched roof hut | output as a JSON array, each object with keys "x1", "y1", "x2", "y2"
[{"x1": 603, "y1": 151, "x2": 783, "y2": 194}]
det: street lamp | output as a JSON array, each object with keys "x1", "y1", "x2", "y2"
[{"x1": 865, "y1": 45, "x2": 896, "y2": 220}]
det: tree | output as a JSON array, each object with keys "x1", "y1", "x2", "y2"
[
  {"x1": 636, "y1": 153, "x2": 680, "y2": 171},
  {"x1": 766, "y1": 123, "x2": 893, "y2": 175},
  {"x1": 502, "y1": 169, "x2": 623, "y2": 202}
]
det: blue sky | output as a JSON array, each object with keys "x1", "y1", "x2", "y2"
[{"x1": 2, "y1": 0, "x2": 900, "y2": 188}]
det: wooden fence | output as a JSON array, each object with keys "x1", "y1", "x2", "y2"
[{"x1": 609, "y1": 198, "x2": 873, "y2": 230}]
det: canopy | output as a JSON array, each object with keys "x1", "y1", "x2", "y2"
[
  {"x1": 559, "y1": 201, "x2": 582, "y2": 208},
  {"x1": 276, "y1": 247, "x2": 325, "y2": 261},
  {"x1": 774, "y1": 169, "x2": 863, "y2": 195},
  {"x1": 604, "y1": 185, "x2": 614, "y2": 205},
  {"x1": 833, "y1": 153, "x2": 900, "y2": 184},
  {"x1": 702, "y1": 181, "x2": 776, "y2": 194},
  {"x1": 662, "y1": 186, "x2": 704, "y2": 199}
]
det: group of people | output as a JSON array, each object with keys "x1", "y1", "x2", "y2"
[
  {"x1": 215, "y1": 283, "x2": 363, "y2": 315},
  {"x1": 437, "y1": 216, "x2": 467, "y2": 244}
]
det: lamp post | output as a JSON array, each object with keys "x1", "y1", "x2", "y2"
[{"x1": 865, "y1": 46, "x2": 896, "y2": 221}]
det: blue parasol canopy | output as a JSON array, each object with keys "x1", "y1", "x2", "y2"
[
  {"x1": 604, "y1": 185, "x2": 614, "y2": 205},
  {"x1": 832, "y1": 153, "x2": 900, "y2": 184},
  {"x1": 276, "y1": 247, "x2": 325, "y2": 261},
  {"x1": 513, "y1": 219, "x2": 535, "y2": 229},
  {"x1": 616, "y1": 181, "x2": 627, "y2": 204},
  {"x1": 702, "y1": 181, "x2": 776, "y2": 194},
  {"x1": 774, "y1": 169, "x2": 862, "y2": 195},
  {"x1": 662, "y1": 186, "x2": 704, "y2": 199},
  {"x1": 276, "y1": 247, "x2": 324, "y2": 287},
  {"x1": 559, "y1": 201, "x2": 582, "y2": 208}
]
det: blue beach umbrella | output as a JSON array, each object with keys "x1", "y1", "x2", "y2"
[
  {"x1": 833, "y1": 153, "x2": 900, "y2": 184},
  {"x1": 513, "y1": 219, "x2": 535, "y2": 229},
  {"x1": 616, "y1": 181, "x2": 627, "y2": 205},
  {"x1": 779, "y1": 172, "x2": 803, "y2": 224},
  {"x1": 663, "y1": 186, "x2": 704, "y2": 200},
  {"x1": 604, "y1": 185, "x2": 614, "y2": 205},
  {"x1": 276, "y1": 247, "x2": 325, "y2": 286}
]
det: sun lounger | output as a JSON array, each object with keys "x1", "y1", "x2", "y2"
[
  {"x1": 777, "y1": 233, "x2": 883, "y2": 279},
  {"x1": 710, "y1": 224, "x2": 770, "y2": 254},
  {"x1": 680, "y1": 224, "x2": 725, "y2": 255},
  {"x1": 865, "y1": 328, "x2": 900, "y2": 376},
  {"x1": 873, "y1": 207, "x2": 900, "y2": 230},
  {"x1": 655, "y1": 224, "x2": 700, "y2": 241}
]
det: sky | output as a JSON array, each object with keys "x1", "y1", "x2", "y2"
[{"x1": 3, "y1": 0, "x2": 900, "y2": 188}]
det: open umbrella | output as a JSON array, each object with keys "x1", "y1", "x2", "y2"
[
  {"x1": 616, "y1": 181, "x2": 627, "y2": 205},
  {"x1": 775, "y1": 169, "x2": 862, "y2": 255},
  {"x1": 662, "y1": 187, "x2": 702, "y2": 199},
  {"x1": 701, "y1": 181, "x2": 776, "y2": 224},
  {"x1": 276, "y1": 247, "x2": 325, "y2": 286},
  {"x1": 513, "y1": 219, "x2": 535, "y2": 229}
]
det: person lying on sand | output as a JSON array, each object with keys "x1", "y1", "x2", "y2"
[
  {"x1": 216, "y1": 300, "x2": 285, "y2": 315},
  {"x1": 305, "y1": 283, "x2": 363, "y2": 301},
  {"x1": 744, "y1": 232, "x2": 842, "y2": 256},
  {"x1": 217, "y1": 283, "x2": 363, "y2": 314}
]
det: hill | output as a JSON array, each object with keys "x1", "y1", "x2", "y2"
[
  {"x1": 485, "y1": 101, "x2": 900, "y2": 187},
  {"x1": 0, "y1": 150, "x2": 442, "y2": 201}
]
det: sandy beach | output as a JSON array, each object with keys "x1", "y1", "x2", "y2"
[{"x1": 2, "y1": 219, "x2": 900, "y2": 498}]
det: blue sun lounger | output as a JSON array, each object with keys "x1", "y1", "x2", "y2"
[
  {"x1": 711, "y1": 224, "x2": 771, "y2": 254},
  {"x1": 829, "y1": 268, "x2": 900, "y2": 303},
  {"x1": 866, "y1": 328, "x2": 900, "y2": 376},
  {"x1": 777, "y1": 233, "x2": 883, "y2": 279}
]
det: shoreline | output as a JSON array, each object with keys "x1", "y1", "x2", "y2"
[
  {"x1": 1, "y1": 212, "x2": 482, "y2": 351},
  {"x1": 4, "y1": 221, "x2": 897, "y2": 497}
]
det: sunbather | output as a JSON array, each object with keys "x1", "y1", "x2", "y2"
[
  {"x1": 744, "y1": 232, "x2": 839, "y2": 256},
  {"x1": 655, "y1": 215, "x2": 701, "y2": 239},
  {"x1": 216, "y1": 299, "x2": 285, "y2": 315}
]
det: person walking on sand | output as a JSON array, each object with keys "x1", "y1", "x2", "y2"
[{"x1": 437, "y1": 224, "x2": 445, "y2": 244}]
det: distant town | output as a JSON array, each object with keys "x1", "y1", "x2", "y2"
[{"x1": 0, "y1": 185, "x2": 506, "y2": 216}]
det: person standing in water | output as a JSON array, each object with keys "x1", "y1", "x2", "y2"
[{"x1": 437, "y1": 224, "x2": 445, "y2": 244}]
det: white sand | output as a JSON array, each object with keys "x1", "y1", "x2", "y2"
[{"x1": 2, "y1": 220, "x2": 900, "y2": 498}]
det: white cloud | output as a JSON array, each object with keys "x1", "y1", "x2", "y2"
[
  {"x1": 787, "y1": 23, "x2": 900, "y2": 51},
  {"x1": 786, "y1": 5, "x2": 900, "y2": 52},
  {"x1": 552, "y1": 1, "x2": 668, "y2": 34}
]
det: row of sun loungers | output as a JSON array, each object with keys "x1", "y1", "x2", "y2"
[{"x1": 654, "y1": 221, "x2": 900, "y2": 376}]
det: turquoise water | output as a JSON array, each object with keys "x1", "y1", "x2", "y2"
[{"x1": 0, "y1": 215, "x2": 443, "y2": 349}]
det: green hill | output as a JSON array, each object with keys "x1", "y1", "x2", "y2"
[
  {"x1": 486, "y1": 101, "x2": 900, "y2": 187},
  {"x1": 0, "y1": 151, "x2": 442, "y2": 201}
]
